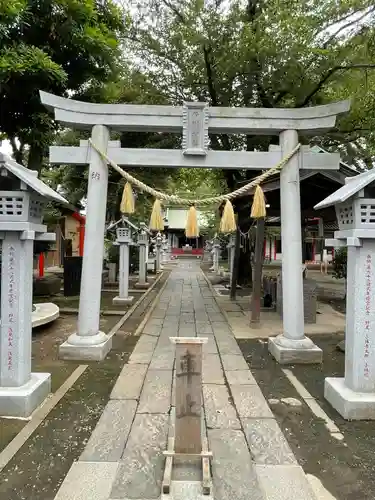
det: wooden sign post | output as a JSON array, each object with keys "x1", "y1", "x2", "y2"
[{"x1": 163, "y1": 337, "x2": 212, "y2": 495}]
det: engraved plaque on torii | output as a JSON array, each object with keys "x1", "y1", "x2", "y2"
[{"x1": 182, "y1": 102, "x2": 209, "y2": 156}]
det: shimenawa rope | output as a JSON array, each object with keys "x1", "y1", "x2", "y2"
[{"x1": 88, "y1": 139, "x2": 301, "y2": 206}]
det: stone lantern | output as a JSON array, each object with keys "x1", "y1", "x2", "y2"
[
  {"x1": 135, "y1": 227, "x2": 150, "y2": 289},
  {"x1": 0, "y1": 153, "x2": 68, "y2": 417},
  {"x1": 113, "y1": 227, "x2": 133, "y2": 305},
  {"x1": 139, "y1": 222, "x2": 150, "y2": 261},
  {"x1": 315, "y1": 169, "x2": 375, "y2": 419}
]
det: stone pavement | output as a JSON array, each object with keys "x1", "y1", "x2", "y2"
[
  {"x1": 54, "y1": 260, "x2": 318, "y2": 500},
  {"x1": 217, "y1": 298, "x2": 345, "y2": 339}
]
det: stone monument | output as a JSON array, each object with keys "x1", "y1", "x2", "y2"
[
  {"x1": 210, "y1": 237, "x2": 220, "y2": 273},
  {"x1": 0, "y1": 153, "x2": 68, "y2": 417},
  {"x1": 315, "y1": 169, "x2": 375, "y2": 419},
  {"x1": 227, "y1": 233, "x2": 235, "y2": 284},
  {"x1": 113, "y1": 227, "x2": 134, "y2": 305},
  {"x1": 276, "y1": 274, "x2": 317, "y2": 324}
]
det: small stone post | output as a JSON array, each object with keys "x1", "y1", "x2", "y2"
[
  {"x1": 227, "y1": 234, "x2": 235, "y2": 284},
  {"x1": 161, "y1": 234, "x2": 168, "y2": 264},
  {"x1": 135, "y1": 228, "x2": 150, "y2": 289},
  {"x1": 113, "y1": 227, "x2": 134, "y2": 305},
  {"x1": 210, "y1": 237, "x2": 220, "y2": 273},
  {"x1": 108, "y1": 262, "x2": 117, "y2": 283},
  {"x1": 139, "y1": 221, "x2": 149, "y2": 261},
  {"x1": 170, "y1": 337, "x2": 208, "y2": 453},
  {"x1": 155, "y1": 232, "x2": 162, "y2": 272}
]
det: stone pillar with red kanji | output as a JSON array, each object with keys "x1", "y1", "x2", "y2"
[
  {"x1": 0, "y1": 152, "x2": 67, "y2": 417},
  {"x1": 343, "y1": 242, "x2": 375, "y2": 394}
]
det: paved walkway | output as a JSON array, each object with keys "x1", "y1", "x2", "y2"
[{"x1": 54, "y1": 261, "x2": 318, "y2": 500}]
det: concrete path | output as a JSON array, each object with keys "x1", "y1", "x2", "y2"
[
  {"x1": 53, "y1": 260, "x2": 318, "y2": 500},
  {"x1": 217, "y1": 299, "x2": 345, "y2": 339}
]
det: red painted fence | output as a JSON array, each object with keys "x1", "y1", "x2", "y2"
[{"x1": 171, "y1": 247, "x2": 204, "y2": 256}]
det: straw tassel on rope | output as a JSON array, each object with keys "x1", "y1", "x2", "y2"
[
  {"x1": 251, "y1": 185, "x2": 267, "y2": 218},
  {"x1": 120, "y1": 182, "x2": 135, "y2": 214},
  {"x1": 149, "y1": 199, "x2": 164, "y2": 231},
  {"x1": 219, "y1": 199, "x2": 237, "y2": 233},
  {"x1": 185, "y1": 205, "x2": 199, "y2": 238}
]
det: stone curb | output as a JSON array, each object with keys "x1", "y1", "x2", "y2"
[
  {"x1": 107, "y1": 271, "x2": 168, "y2": 339},
  {"x1": 133, "y1": 273, "x2": 171, "y2": 337},
  {"x1": 200, "y1": 268, "x2": 238, "y2": 331}
]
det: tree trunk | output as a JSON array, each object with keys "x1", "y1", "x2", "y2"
[
  {"x1": 10, "y1": 137, "x2": 24, "y2": 164},
  {"x1": 237, "y1": 247, "x2": 253, "y2": 286},
  {"x1": 230, "y1": 226, "x2": 241, "y2": 301},
  {"x1": 236, "y1": 205, "x2": 253, "y2": 287},
  {"x1": 27, "y1": 144, "x2": 44, "y2": 172}
]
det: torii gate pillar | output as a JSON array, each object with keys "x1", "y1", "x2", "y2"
[
  {"x1": 268, "y1": 130, "x2": 322, "y2": 364},
  {"x1": 60, "y1": 125, "x2": 112, "y2": 361}
]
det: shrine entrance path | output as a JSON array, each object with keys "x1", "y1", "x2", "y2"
[{"x1": 53, "y1": 259, "x2": 317, "y2": 500}]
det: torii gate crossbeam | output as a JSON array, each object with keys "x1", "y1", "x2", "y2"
[{"x1": 39, "y1": 91, "x2": 350, "y2": 364}]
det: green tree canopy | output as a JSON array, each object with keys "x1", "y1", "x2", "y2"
[
  {"x1": 123, "y1": 0, "x2": 375, "y2": 172},
  {"x1": 118, "y1": 0, "x2": 375, "y2": 283},
  {"x1": 0, "y1": 0, "x2": 126, "y2": 170}
]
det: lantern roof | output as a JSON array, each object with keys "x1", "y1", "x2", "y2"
[
  {"x1": 0, "y1": 153, "x2": 68, "y2": 205},
  {"x1": 314, "y1": 168, "x2": 375, "y2": 210}
]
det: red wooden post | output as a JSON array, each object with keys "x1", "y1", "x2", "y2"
[
  {"x1": 71, "y1": 212, "x2": 86, "y2": 257},
  {"x1": 79, "y1": 224, "x2": 85, "y2": 256},
  {"x1": 39, "y1": 253, "x2": 45, "y2": 278}
]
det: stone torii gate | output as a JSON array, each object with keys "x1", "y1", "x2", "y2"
[{"x1": 40, "y1": 91, "x2": 350, "y2": 362}]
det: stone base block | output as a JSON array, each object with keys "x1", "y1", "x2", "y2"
[
  {"x1": 325, "y1": 377, "x2": 375, "y2": 420},
  {"x1": 135, "y1": 282, "x2": 150, "y2": 289},
  {"x1": 59, "y1": 332, "x2": 112, "y2": 361},
  {"x1": 268, "y1": 336, "x2": 322, "y2": 364},
  {"x1": 112, "y1": 295, "x2": 134, "y2": 306},
  {"x1": 0, "y1": 373, "x2": 51, "y2": 418}
]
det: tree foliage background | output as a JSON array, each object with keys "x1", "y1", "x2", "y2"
[{"x1": 0, "y1": 0, "x2": 125, "y2": 169}]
